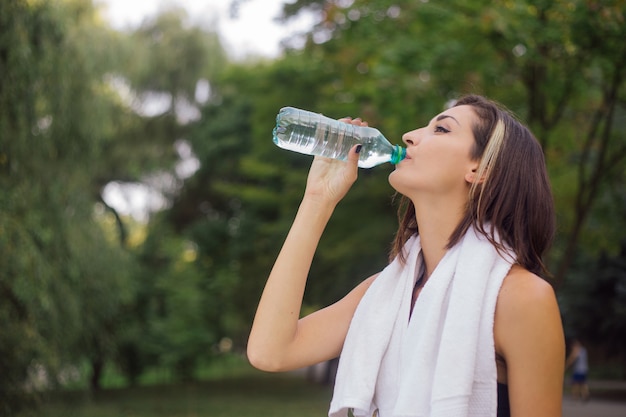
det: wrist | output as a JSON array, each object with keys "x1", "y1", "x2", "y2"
[{"x1": 301, "y1": 193, "x2": 338, "y2": 212}]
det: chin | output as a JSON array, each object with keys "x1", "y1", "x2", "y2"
[
  {"x1": 388, "y1": 169, "x2": 405, "y2": 193},
  {"x1": 388, "y1": 168, "x2": 425, "y2": 197}
]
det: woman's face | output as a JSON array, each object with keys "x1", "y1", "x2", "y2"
[{"x1": 389, "y1": 104, "x2": 479, "y2": 199}]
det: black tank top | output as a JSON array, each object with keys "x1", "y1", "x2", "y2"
[{"x1": 497, "y1": 383, "x2": 510, "y2": 417}]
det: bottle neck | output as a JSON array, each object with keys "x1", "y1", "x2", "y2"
[{"x1": 391, "y1": 145, "x2": 406, "y2": 165}]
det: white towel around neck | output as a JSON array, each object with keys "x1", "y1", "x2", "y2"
[{"x1": 329, "y1": 227, "x2": 513, "y2": 417}]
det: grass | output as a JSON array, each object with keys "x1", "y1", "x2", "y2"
[{"x1": 21, "y1": 360, "x2": 334, "y2": 417}]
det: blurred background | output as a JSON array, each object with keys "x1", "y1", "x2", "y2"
[{"x1": 1, "y1": 0, "x2": 625, "y2": 416}]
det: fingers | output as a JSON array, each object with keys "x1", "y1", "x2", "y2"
[
  {"x1": 347, "y1": 144, "x2": 362, "y2": 166},
  {"x1": 336, "y1": 118, "x2": 365, "y2": 166},
  {"x1": 338, "y1": 117, "x2": 369, "y2": 127}
]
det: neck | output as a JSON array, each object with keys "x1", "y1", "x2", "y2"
[{"x1": 413, "y1": 195, "x2": 466, "y2": 279}]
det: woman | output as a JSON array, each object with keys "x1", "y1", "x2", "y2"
[{"x1": 248, "y1": 95, "x2": 565, "y2": 417}]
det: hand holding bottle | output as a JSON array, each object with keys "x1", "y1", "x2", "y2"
[{"x1": 303, "y1": 117, "x2": 366, "y2": 206}]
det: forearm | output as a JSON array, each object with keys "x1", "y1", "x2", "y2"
[{"x1": 247, "y1": 196, "x2": 336, "y2": 370}]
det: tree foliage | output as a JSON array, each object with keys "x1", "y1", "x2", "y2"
[
  {"x1": 0, "y1": 0, "x2": 140, "y2": 411},
  {"x1": 0, "y1": 0, "x2": 226, "y2": 410}
]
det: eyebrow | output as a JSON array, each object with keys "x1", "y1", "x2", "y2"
[{"x1": 436, "y1": 114, "x2": 461, "y2": 126}]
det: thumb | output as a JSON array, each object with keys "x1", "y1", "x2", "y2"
[{"x1": 347, "y1": 144, "x2": 362, "y2": 166}]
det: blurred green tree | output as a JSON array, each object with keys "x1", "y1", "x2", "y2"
[
  {"x1": 0, "y1": 0, "x2": 143, "y2": 409},
  {"x1": 102, "y1": 6, "x2": 230, "y2": 384},
  {"x1": 0, "y1": 0, "x2": 228, "y2": 404}
]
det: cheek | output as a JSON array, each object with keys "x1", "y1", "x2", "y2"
[
  {"x1": 433, "y1": 153, "x2": 471, "y2": 185},
  {"x1": 428, "y1": 142, "x2": 474, "y2": 174}
]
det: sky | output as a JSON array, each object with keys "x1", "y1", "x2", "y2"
[{"x1": 96, "y1": 0, "x2": 314, "y2": 59}]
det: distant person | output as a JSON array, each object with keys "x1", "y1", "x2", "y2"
[
  {"x1": 566, "y1": 339, "x2": 590, "y2": 401},
  {"x1": 248, "y1": 95, "x2": 565, "y2": 417}
]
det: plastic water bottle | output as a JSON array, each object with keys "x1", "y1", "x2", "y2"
[{"x1": 272, "y1": 107, "x2": 406, "y2": 168}]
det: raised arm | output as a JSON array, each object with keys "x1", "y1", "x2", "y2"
[{"x1": 247, "y1": 125, "x2": 375, "y2": 372}]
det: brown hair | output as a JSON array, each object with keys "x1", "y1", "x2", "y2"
[{"x1": 390, "y1": 95, "x2": 555, "y2": 277}]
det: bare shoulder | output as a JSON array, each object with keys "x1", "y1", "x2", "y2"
[
  {"x1": 494, "y1": 264, "x2": 564, "y2": 362},
  {"x1": 497, "y1": 265, "x2": 558, "y2": 313}
]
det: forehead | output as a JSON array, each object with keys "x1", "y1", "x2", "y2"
[{"x1": 439, "y1": 105, "x2": 476, "y2": 127}]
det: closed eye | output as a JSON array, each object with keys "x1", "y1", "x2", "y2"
[{"x1": 434, "y1": 125, "x2": 450, "y2": 133}]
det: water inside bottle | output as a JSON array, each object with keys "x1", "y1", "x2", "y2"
[
  {"x1": 273, "y1": 107, "x2": 405, "y2": 168},
  {"x1": 274, "y1": 110, "x2": 362, "y2": 160}
]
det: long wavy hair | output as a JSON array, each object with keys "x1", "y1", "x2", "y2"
[{"x1": 389, "y1": 95, "x2": 555, "y2": 277}]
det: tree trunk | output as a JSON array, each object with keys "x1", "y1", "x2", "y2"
[{"x1": 90, "y1": 357, "x2": 104, "y2": 392}]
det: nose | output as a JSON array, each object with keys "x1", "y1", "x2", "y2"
[{"x1": 402, "y1": 129, "x2": 421, "y2": 146}]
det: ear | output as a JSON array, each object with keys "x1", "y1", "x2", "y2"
[{"x1": 465, "y1": 167, "x2": 486, "y2": 184}]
